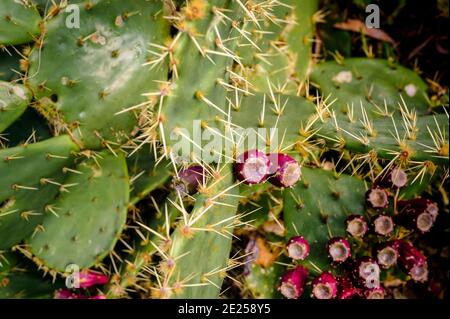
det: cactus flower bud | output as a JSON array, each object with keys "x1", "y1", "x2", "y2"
[
  {"x1": 235, "y1": 150, "x2": 270, "y2": 184},
  {"x1": 345, "y1": 215, "x2": 368, "y2": 238},
  {"x1": 267, "y1": 153, "x2": 301, "y2": 187},
  {"x1": 286, "y1": 235, "x2": 310, "y2": 260},
  {"x1": 279, "y1": 266, "x2": 308, "y2": 299},
  {"x1": 327, "y1": 237, "x2": 351, "y2": 263},
  {"x1": 311, "y1": 272, "x2": 338, "y2": 299}
]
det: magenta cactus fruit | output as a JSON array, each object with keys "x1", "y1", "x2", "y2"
[
  {"x1": 327, "y1": 237, "x2": 351, "y2": 263},
  {"x1": 174, "y1": 165, "x2": 205, "y2": 195},
  {"x1": 286, "y1": 235, "x2": 310, "y2": 260},
  {"x1": 376, "y1": 242, "x2": 399, "y2": 268},
  {"x1": 267, "y1": 153, "x2": 301, "y2": 187},
  {"x1": 337, "y1": 277, "x2": 360, "y2": 299},
  {"x1": 235, "y1": 150, "x2": 271, "y2": 184},
  {"x1": 279, "y1": 266, "x2": 309, "y2": 299},
  {"x1": 79, "y1": 270, "x2": 109, "y2": 288},
  {"x1": 311, "y1": 272, "x2": 338, "y2": 299},
  {"x1": 395, "y1": 240, "x2": 428, "y2": 282},
  {"x1": 364, "y1": 286, "x2": 386, "y2": 299},
  {"x1": 352, "y1": 257, "x2": 380, "y2": 289},
  {"x1": 365, "y1": 186, "x2": 389, "y2": 209},
  {"x1": 375, "y1": 167, "x2": 408, "y2": 189},
  {"x1": 397, "y1": 198, "x2": 439, "y2": 233},
  {"x1": 54, "y1": 289, "x2": 84, "y2": 299},
  {"x1": 345, "y1": 215, "x2": 368, "y2": 238},
  {"x1": 54, "y1": 289, "x2": 105, "y2": 299},
  {"x1": 372, "y1": 214, "x2": 395, "y2": 236}
]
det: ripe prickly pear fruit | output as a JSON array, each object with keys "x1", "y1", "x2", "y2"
[
  {"x1": 54, "y1": 289, "x2": 105, "y2": 299},
  {"x1": 279, "y1": 266, "x2": 308, "y2": 299},
  {"x1": 55, "y1": 289, "x2": 83, "y2": 299},
  {"x1": 375, "y1": 167, "x2": 408, "y2": 189},
  {"x1": 174, "y1": 165, "x2": 205, "y2": 195},
  {"x1": 327, "y1": 237, "x2": 351, "y2": 263},
  {"x1": 375, "y1": 242, "x2": 399, "y2": 269},
  {"x1": 286, "y1": 235, "x2": 310, "y2": 260},
  {"x1": 396, "y1": 198, "x2": 438, "y2": 233},
  {"x1": 337, "y1": 277, "x2": 361, "y2": 299},
  {"x1": 351, "y1": 257, "x2": 380, "y2": 289},
  {"x1": 79, "y1": 270, "x2": 109, "y2": 288},
  {"x1": 364, "y1": 286, "x2": 386, "y2": 299},
  {"x1": 372, "y1": 214, "x2": 395, "y2": 236},
  {"x1": 395, "y1": 240, "x2": 428, "y2": 283},
  {"x1": 311, "y1": 272, "x2": 338, "y2": 299},
  {"x1": 366, "y1": 186, "x2": 389, "y2": 209},
  {"x1": 345, "y1": 215, "x2": 368, "y2": 238},
  {"x1": 235, "y1": 150, "x2": 270, "y2": 184},
  {"x1": 267, "y1": 153, "x2": 302, "y2": 188}
]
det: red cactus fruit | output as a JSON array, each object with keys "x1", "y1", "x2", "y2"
[
  {"x1": 279, "y1": 266, "x2": 308, "y2": 299},
  {"x1": 375, "y1": 167, "x2": 408, "y2": 189},
  {"x1": 372, "y1": 214, "x2": 395, "y2": 236},
  {"x1": 311, "y1": 272, "x2": 338, "y2": 299},
  {"x1": 397, "y1": 198, "x2": 439, "y2": 233},
  {"x1": 337, "y1": 277, "x2": 361, "y2": 299},
  {"x1": 235, "y1": 150, "x2": 271, "y2": 184},
  {"x1": 327, "y1": 237, "x2": 351, "y2": 263},
  {"x1": 267, "y1": 153, "x2": 302, "y2": 187},
  {"x1": 365, "y1": 186, "x2": 389, "y2": 209},
  {"x1": 174, "y1": 165, "x2": 205, "y2": 195},
  {"x1": 345, "y1": 215, "x2": 368, "y2": 238},
  {"x1": 79, "y1": 270, "x2": 109, "y2": 288},
  {"x1": 286, "y1": 235, "x2": 310, "y2": 260},
  {"x1": 54, "y1": 289, "x2": 105, "y2": 299},
  {"x1": 376, "y1": 242, "x2": 399, "y2": 268},
  {"x1": 394, "y1": 240, "x2": 428, "y2": 282},
  {"x1": 364, "y1": 286, "x2": 386, "y2": 299},
  {"x1": 55, "y1": 289, "x2": 84, "y2": 299},
  {"x1": 352, "y1": 257, "x2": 380, "y2": 289}
]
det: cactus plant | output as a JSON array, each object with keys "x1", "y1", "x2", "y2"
[{"x1": 0, "y1": 0, "x2": 448, "y2": 300}]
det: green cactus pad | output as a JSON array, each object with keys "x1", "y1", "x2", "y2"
[
  {"x1": 159, "y1": 0, "x2": 245, "y2": 152},
  {"x1": 127, "y1": 146, "x2": 172, "y2": 205},
  {"x1": 0, "y1": 135, "x2": 78, "y2": 201},
  {"x1": 0, "y1": 81, "x2": 32, "y2": 133},
  {"x1": 310, "y1": 58, "x2": 430, "y2": 117},
  {"x1": 0, "y1": 48, "x2": 21, "y2": 82},
  {"x1": 245, "y1": 263, "x2": 283, "y2": 299},
  {"x1": 315, "y1": 113, "x2": 449, "y2": 165},
  {"x1": 283, "y1": 167, "x2": 366, "y2": 270},
  {"x1": 0, "y1": 252, "x2": 62, "y2": 298},
  {"x1": 0, "y1": 136, "x2": 78, "y2": 249},
  {"x1": 0, "y1": 171, "x2": 66, "y2": 250},
  {"x1": 236, "y1": 0, "x2": 318, "y2": 93},
  {"x1": 1, "y1": 108, "x2": 52, "y2": 148},
  {"x1": 168, "y1": 164, "x2": 239, "y2": 298},
  {"x1": 0, "y1": 0, "x2": 41, "y2": 45},
  {"x1": 28, "y1": 0, "x2": 169, "y2": 149},
  {"x1": 231, "y1": 93, "x2": 316, "y2": 153},
  {"x1": 28, "y1": 151, "x2": 129, "y2": 271}
]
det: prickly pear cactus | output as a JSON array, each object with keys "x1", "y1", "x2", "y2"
[{"x1": 0, "y1": 0, "x2": 448, "y2": 300}]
